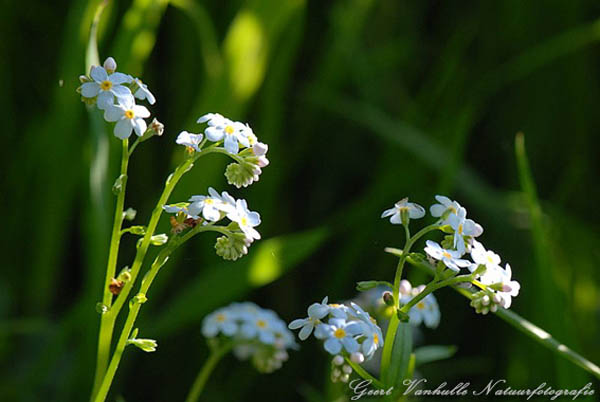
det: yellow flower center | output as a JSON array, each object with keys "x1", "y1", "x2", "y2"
[
  {"x1": 248, "y1": 135, "x2": 257, "y2": 145},
  {"x1": 458, "y1": 224, "x2": 463, "y2": 234},
  {"x1": 257, "y1": 319, "x2": 267, "y2": 328},
  {"x1": 224, "y1": 125, "x2": 234, "y2": 134},
  {"x1": 334, "y1": 328, "x2": 346, "y2": 339},
  {"x1": 124, "y1": 110, "x2": 135, "y2": 119},
  {"x1": 374, "y1": 333, "x2": 379, "y2": 344},
  {"x1": 417, "y1": 302, "x2": 426, "y2": 310},
  {"x1": 205, "y1": 198, "x2": 214, "y2": 205},
  {"x1": 100, "y1": 80, "x2": 112, "y2": 90},
  {"x1": 216, "y1": 313, "x2": 226, "y2": 322},
  {"x1": 442, "y1": 251, "x2": 452, "y2": 259},
  {"x1": 240, "y1": 217, "x2": 248, "y2": 226},
  {"x1": 487, "y1": 255, "x2": 494, "y2": 264}
]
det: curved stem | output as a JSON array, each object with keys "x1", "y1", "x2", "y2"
[
  {"x1": 345, "y1": 357, "x2": 385, "y2": 389},
  {"x1": 185, "y1": 343, "x2": 233, "y2": 402},
  {"x1": 92, "y1": 139, "x2": 129, "y2": 399},
  {"x1": 93, "y1": 226, "x2": 226, "y2": 402}
]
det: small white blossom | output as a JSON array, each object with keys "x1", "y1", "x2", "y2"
[
  {"x1": 430, "y1": 195, "x2": 462, "y2": 222},
  {"x1": 103, "y1": 96, "x2": 150, "y2": 139},
  {"x1": 288, "y1": 297, "x2": 329, "y2": 340},
  {"x1": 470, "y1": 240, "x2": 501, "y2": 270},
  {"x1": 197, "y1": 113, "x2": 250, "y2": 154},
  {"x1": 424, "y1": 240, "x2": 471, "y2": 272},
  {"x1": 132, "y1": 78, "x2": 156, "y2": 104},
  {"x1": 228, "y1": 199, "x2": 261, "y2": 240},
  {"x1": 81, "y1": 65, "x2": 133, "y2": 110},
  {"x1": 381, "y1": 198, "x2": 426, "y2": 224},
  {"x1": 496, "y1": 263, "x2": 520, "y2": 309},
  {"x1": 202, "y1": 308, "x2": 239, "y2": 337},
  {"x1": 176, "y1": 131, "x2": 203, "y2": 152},
  {"x1": 188, "y1": 187, "x2": 234, "y2": 221},
  {"x1": 447, "y1": 207, "x2": 482, "y2": 254},
  {"x1": 318, "y1": 318, "x2": 361, "y2": 355}
]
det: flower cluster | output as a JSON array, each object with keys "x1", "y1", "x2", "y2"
[
  {"x1": 202, "y1": 302, "x2": 296, "y2": 373},
  {"x1": 163, "y1": 188, "x2": 261, "y2": 260},
  {"x1": 78, "y1": 57, "x2": 161, "y2": 140},
  {"x1": 382, "y1": 195, "x2": 521, "y2": 314},
  {"x1": 288, "y1": 297, "x2": 384, "y2": 383},
  {"x1": 175, "y1": 113, "x2": 270, "y2": 188}
]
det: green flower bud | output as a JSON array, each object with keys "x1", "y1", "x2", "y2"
[
  {"x1": 128, "y1": 226, "x2": 146, "y2": 235},
  {"x1": 150, "y1": 233, "x2": 168, "y2": 246},
  {"x1": 214, "y1": 235, "x2": 249, "y2": 261},
  {"x1": 112, "y1": 174, "x2": 127, "y2": 195},
  {"x1": 382, "y1": 291, "x2": 395, "y2": 306},
  {"x1": 224, "y1": 162, "x2": 261, "y2": 188},
  {"x1": 127, "y1": 337, "x2": 157, "y2": 352},
  {"x1": 123, "y1": 207, "x2": 137, "y2": 221}
]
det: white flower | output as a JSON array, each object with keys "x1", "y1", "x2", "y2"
[
  {"x1": 228, "y1": 199, "x2": 261, "y2": 240},
  {"x1": 202, "y1": 308, "x2": 239, "y2": 337},
  {"x1": 318, "y1": 318, "x2": 362, "y2": 355},
  {"x1": 401, "y1": 291, "x2": 441, "y2": 329},
  {"x1": 470, "y1": 240, "x2": 501, "y2": 271},
  {"x1": 496, "y1": 263, "x2": 520, "y2": 309},
  {"x1": 81, "y1": 65, "x2": 133, "y2": 109},
  {"x1": 288, "y1": 297, "x2": 330, "y2": 340},
  {"x1": 132, "y1": 78, "x2": 156, "y2": 104},
  {"x1": 188, "y1": 188, "x2": 234, "y2": 221},
  {"x1": 162, "y1": 203, "x2": 199, "y2": 219},
  {"x1": 429, "y1": 195, "x2": 462, "y2": 222},
  {"x1": 381, "y1": 198, "x2": 426, "y2": 224},
  {"x1": 176, "y1": 131, "x2": 203, "y2": 152},
  {"x1": 424, "y1": 240, "x2": 471, "y2": 272},
  {"x1": 350, "y1": 303, "x2": 384, "y2": 358},
  {"x1": 103, "y1": 96, "x2": 150, "y2": 139},
  {"x1": 447, "y1": 207, "x2": 482, "y2": 254},
  {"x1": 197, "y1": 113, "x2": 250, "y2": 154}
]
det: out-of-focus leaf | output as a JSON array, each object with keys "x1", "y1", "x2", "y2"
[{"x1": 414, "y1": 345, "x2": 457, "y2": 367}]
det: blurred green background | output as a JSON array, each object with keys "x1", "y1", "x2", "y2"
[{"x1": 1, "y1": 0, "x2": 599, "y2": 400}]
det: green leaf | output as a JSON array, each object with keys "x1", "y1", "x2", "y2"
[
  {"x1": 414, "y1": 345, "x2": 457, "y2": 367},
  {"x1": 383, "y1": 321, "x2": 412, "y2": 388},
  {"x1": 150, "y1": 228, "x2": 329, "y2": 337}
]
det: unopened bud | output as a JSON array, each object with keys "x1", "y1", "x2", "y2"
[
  {"x1": 481, "y1": 295, "x2": 490, "y2": 306},
  {"x1": 79, "y1": 75, "x2": 90, "y2": 83},
  {"x1": 332, "y1": 355, "x2": 344, "y2": 365},
  {"x1": 257, "y1": 156, "x2": 269, "y2": 168},
  {"x1": 382, "y1": 291, "x2": 394, "y2": 306},
  {"x1": 342, "y1": 364, "x2": 352, "y2": 374},
  {"x1": 356, "y1": 281, "x2": 378, "y2": 291},
  {"x1": 252, "y1": 142, "x2": 268, "y2": 156},
  {"x1": 103, "y1": 57, "x2": 117, "y2": 73},
  {"x1": 124, "y1": 207, "x2": 137, "y2": 221},
  {"x1": 350, "y1": 352, "x2": 364, "y2": 364}
]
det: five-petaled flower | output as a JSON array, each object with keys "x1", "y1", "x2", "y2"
[
  {"x1": 198, "y1": 113, "x2": 251, "y2": 154},
  {"x1": 424, "y1": 240, "x2": 471, "y2": 272},
  {"x1": 381, "y1": 198, "x2": 426, "y2": 225},
  {"x1": 81, "y1": 65, "x2": 133, "y2": 110},
  {"x1": 103, "y1": 96, "x2": 150, "y2": 139},
  {"x1": 315, "y1": 318, "x2": 362, "y2": 355},
  {"x1": 228, "y1": 199, "x2": 261, "y2": 240},
  {"x1": 288, "y1": 297, "x2": 330, "y2": 340}
]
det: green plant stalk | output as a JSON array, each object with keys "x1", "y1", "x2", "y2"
[
  {"x1": 345, "y1": 357, "x2": 385, "y2": 389},
  {"x1": 185, "y1": 342, "x2": 234, "y2": 402},
  {"x1": 406, "y1": 256, "x2": 600, "y2": 380},
  {"x1": 381, "y1": 223, "x2": 439, "y2": 379},
  {"x1": 91, "y1": 139, "x2": 129, "y2": 398},
  {"x1": 93, "y1": 224, "x2": 228, "y2": 402}
]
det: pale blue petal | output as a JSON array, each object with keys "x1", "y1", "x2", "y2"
[
  {"x1": 90, "y1": 65, "x2": 108, "y2": 82},
  {"x1": 288, "y1": 318, "x2": 307, "y2": 330},
  {"x1": 298, "y1": 324, "x2": 313, "y2": 340},
  {"x1": 81, "y1": 82, "x2": 100, "y2": 97},
  {"x1": 324, "y1": 338, "x2": 342, "y2": 355},
  {"x1": 342, "y1": 337, "x2": 359, "y2": 353},
  {"x1": 205, "y1": 126, "x2": 223, "y2": 141},
  {"x1": 114, "y1": 119, "x2": 132, "y2": 139}
]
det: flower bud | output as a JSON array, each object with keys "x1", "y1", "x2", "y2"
[
  {"x1": 123, "y1": 207, "x2": 137, "y2": 221},
  {"x1": 150, "y1": 233, "x2": 168, "y2": 246},
  {"x1": 350, "y1": 352, "x2": 364, "y2": 364},
  {"x1": 382, "y1": 291, "x2": 395, "y2": 306},
  {"x1": 356, "y1": 281, "x2": 379, "y2": 291},
  {"x1": 481, "y1": 295, "x2": 490, "y2": 306},
  {"x1": 340, "y1": 374, "x2": 350, "y2": 383},
  {"x1": 79, "y1": 74, "x2": 90, "y2": 83},
  {"x1": 332, "y1": 355, "x2": 344, "y2": 365},
  {"x1": 127, "y1": 337, "x2": 157, "y2": 352},
  {"x1": 342, "y1": 364, "x2": 352, "y2": 374},
  {"x1": 103, "y1": 57, "x2": 117, "y2": 73},
  {"x1": 139, "y1": 118, "x2": 165, "y2": 143},
  {"x1": 252, "y1": 142, "x2": 269, "y2": 156},
  {"x1": 257, "y1": 156, "x2": 269, "y2": 168}
]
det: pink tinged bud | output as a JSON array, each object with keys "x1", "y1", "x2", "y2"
[
  {"x1": 252, "y1": 142, "x2": 268, "y2": 156},
  {"x1": 332, "y1": 355, "x2": 344, "y2": 365},
  {"x1": 257, "y1": 156, "x2": 269, "y2": 168},
  {"x1": 104, "y1": 57, "x2": 117, "y2": 73}
]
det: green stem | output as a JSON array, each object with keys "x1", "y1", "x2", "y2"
[
  {"x1": 407, "y1": 257, "x2": 600, "y2": 380},
  {"x1": 91, "y1": 139, "x2": 129, "y2": 399},
  {"x1": 382, "y1": 223, "x2": 439, "y2": 379},
  {"x1": 185, "y1": 343, "x2": 234, "y2": 402},
  {"x1": 399, "y1": 274, "x2": 475, "y2": 314},
  {"x1": 93, "y1": 226, "x2": 226, "y2": 402},
  {"x1": 345, "y1": 357, "x2": 385, "y2": 389}
]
